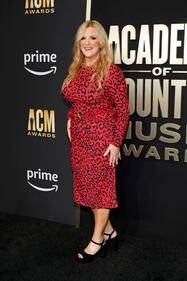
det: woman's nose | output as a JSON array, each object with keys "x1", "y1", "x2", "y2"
[{"x1": 85, "y1": 37, "x2": 91, "y2": 44}]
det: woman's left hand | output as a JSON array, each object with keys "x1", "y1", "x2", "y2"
[{"x1": 104, "y1": 144, "x2": 121, "y2": 167}]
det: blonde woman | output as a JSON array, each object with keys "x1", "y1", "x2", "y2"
[{"x1": 61, "y1": 20, "x2": 129, "y2": 263}]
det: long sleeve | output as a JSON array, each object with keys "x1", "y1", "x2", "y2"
[{"x1": 107, "y1": 64, "x2": 129, "y2": 147}]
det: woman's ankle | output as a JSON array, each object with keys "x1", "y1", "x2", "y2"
[
  {"x1": 104, "y1": 226, "x2": 114, "y2": 234},
  {"x1": 104, "y1": 228, "x2": 117, "y2": 239},
  {"x1": 91, "y1": 234, "x2": 104, "y2": 243}
]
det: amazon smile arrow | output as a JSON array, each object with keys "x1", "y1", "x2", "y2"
[
  {"x1": 27, "y1": 181, "x2": 58, "y2": 192},
  {"x1": 24, "y1": 66, "x2": 57, "y2": 75}
]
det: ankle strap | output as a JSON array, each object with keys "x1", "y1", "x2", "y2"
[
  {"x1": 104, "y1": 229, "x2": 115, "y2": 238},
  {"x1": 91, "y1": 239, "x2": 104, "y2": 246}
]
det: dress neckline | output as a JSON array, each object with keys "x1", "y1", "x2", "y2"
[{"x1": 81, "y1": 62, "x2": 96, "y2": 72}]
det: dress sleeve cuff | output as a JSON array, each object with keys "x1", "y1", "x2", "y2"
[{"x1": 110, "y1": 138, "x2": 121, "y2": 148}]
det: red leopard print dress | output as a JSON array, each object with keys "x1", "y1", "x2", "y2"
[{"x1": 62, "y1": 64, "x2": 129, "y2": 209}]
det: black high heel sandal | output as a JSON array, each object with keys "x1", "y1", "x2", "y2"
[
  {"x1": 75, "y1": 239, "x2": 107, "y2": 263},
  {"x1": 104, "y1": 229, "x2": 119, "y2": 251}
]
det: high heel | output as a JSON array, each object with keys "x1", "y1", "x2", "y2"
[
  {"x1": 75, "y1": 238, "x2": 107, "y2": 263},
  {"x1": 104, "y1": 229, "x2": 119, "y2": 251}
]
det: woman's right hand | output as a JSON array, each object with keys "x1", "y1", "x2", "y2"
[{"x1": 67, "y1": 118, "x2": 71, "y2": 142}]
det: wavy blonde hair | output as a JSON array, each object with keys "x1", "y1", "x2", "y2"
[{"x1": 62, "y1": 20, "x2": 112, "y2": 90}]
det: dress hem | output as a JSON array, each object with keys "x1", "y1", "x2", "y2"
[{"x1": 74, "y1": 201, "x2": 118, "y2": 209}]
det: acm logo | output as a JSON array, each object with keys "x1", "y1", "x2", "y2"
[
  {"x1": 27, "y1": 109, "x2": 55, "y2": 138},
  {"x1": 25, "y1": 0, "x2": 55, "y2": 15}
]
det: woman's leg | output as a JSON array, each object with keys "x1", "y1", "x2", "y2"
[
  {"x1": 91, "y1": 208, "x2": 110, "y2": 241},
  {"x1": 77, "y1": 208, "x2": 110, "y2": 258},
  {"x1": 104, "y1": 218, "x2": 118, "y2": 240},
  {"x1": 104, "y1": 218, "x2": 113, "y2": 233}
]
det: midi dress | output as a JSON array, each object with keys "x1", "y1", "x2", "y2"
[{"x1": 62, "y1": 63, "x2": 129, "y2": 209}]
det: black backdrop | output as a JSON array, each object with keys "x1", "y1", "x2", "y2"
[
  {"x1": 1, "y1": 0, "x2": 87, "y2": 225},
  {"x1": 81, "y1": 0, "x2": 187, "y2": 240},
  {"x1": 1, "y1": 0, "x2": 187, "y2": 240}
]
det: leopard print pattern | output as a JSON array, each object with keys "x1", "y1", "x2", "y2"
[{"x1": 62, "y1": 64, "x2": 129, "y2": 208}]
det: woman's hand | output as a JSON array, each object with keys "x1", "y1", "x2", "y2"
[
  {"x1": 104, "y1": 144, "x2": 121, "y2": 167},
  {"x1": 67, "y1": 118, "x2": 71, "y2": 142}
]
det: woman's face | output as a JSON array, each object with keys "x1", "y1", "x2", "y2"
[{"x1": 80, "y1": 26, "x2": 100, "y2": 63}]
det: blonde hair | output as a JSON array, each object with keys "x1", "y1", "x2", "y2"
[{"x1": 62, "y1": 20, "x2": 112, "y2": 90}]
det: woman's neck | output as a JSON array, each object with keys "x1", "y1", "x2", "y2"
[{"x1": 84, "y1": 55, "x2": 99, "y2": 67}]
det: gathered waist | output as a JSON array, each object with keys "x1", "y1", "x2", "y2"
[{"x1": 71, "y1": 104, "x2": 116, "y2": 121}]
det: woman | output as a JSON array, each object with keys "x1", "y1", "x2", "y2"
[{"x1": 61, "y1": 20, "x2": 129, "y2": 263}]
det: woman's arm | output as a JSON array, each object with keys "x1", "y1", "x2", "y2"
[{"x1": 108, "y1": 64, "x2": 129, "y2": 148}]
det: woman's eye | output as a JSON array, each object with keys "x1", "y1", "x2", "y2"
[{"x1": 80, "y1": 35, "x2": 97, "y2": 41}]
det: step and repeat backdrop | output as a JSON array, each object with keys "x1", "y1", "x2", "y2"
[
  {"x1": 80, "y1": 0, "x2": 187, "y2": 239},
  {"x1": 1, "y1": 0, "x2": 87, "y2": 225}
]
